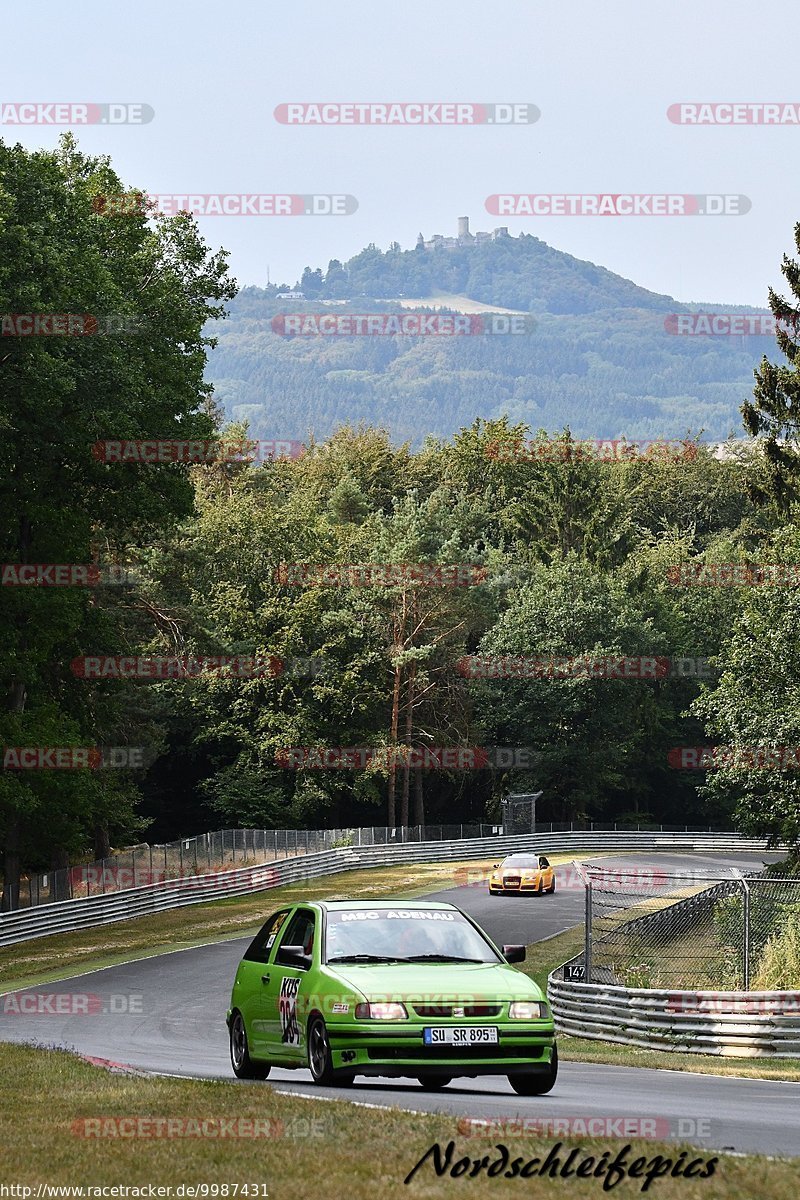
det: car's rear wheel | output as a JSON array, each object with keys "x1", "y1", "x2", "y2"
[
  {"x1": 417, "y1": 1075, "x2": 452, "y2": 1090},
  {"x1": 229, "y1": 1012, "x2": 270, "y2": 1080},
  {"x1": 508, "y1": 1046, "x2": 558, "y2": 1095},
  {"x1": 307, "y1": 1017, "x2": 355, "y2": 1087}
]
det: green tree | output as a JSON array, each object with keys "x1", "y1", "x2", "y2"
[
  {"x1": 743, "y1": 222, "x2": 800, "y2": 512},
  {"x1": 0, "y1": 135, "x2": 235, "y2": 906},
  {"x1": 691, "y1": 526, "x2": 800, "y2": 860},
  {"x1": 472, "y1": 557, "x2": 685, "y2": 823}
]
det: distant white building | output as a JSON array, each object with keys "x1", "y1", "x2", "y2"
[{"x1": 276, "y1": 291, "x2": 305, "y2": 300}]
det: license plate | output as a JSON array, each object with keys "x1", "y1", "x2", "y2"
[{"x1": 423, "y1": 1026, "x2": 499, "y2": 1046}]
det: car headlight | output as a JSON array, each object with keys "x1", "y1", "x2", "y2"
[
  {"x1": 521, "y1": 872, "x2": 538, "y2": 880},
  {"x1": 354, "y1": 1001, "x2": 408, "y2": 1020},
  {"x1": 509, "y1": 1001, "x2": 549, "y2": 1020}
]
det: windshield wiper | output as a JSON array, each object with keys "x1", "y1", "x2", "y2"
[
  {"x1": 327, "y1": 954, "x2": 404, "y2": 964},
  {"x1": 401, "y1": 954, "x2": 487, "y2": 963}
]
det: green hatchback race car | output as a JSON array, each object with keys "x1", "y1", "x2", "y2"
[{"x1": 226, "y1": 898, "x2": 557, "y2": 1093}]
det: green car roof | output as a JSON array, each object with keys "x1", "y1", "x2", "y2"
[{"x1": 317, "y1": 899, "x2": 459, "y2": 912}]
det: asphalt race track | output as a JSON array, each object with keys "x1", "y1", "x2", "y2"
[{"x1": 2, "y1": 851, "x2": 798, "y2": 1157}]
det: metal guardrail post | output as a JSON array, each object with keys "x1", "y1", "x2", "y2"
[
  {"x1": 584, "y1": 878, "x2": 593, "y2": 984},
  {"x1": 742, "y1": 877, "x2": 751, "y2": 991},
  {"x1": 731, "y1": 869, "x2": 751, "y2": 990}
]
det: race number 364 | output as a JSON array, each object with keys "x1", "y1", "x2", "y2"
[{"x1": 279, "y1": 977, "x2": 301, "y2": 1045}]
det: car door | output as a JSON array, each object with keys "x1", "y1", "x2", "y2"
[
  {"x1": 262, "y1": 906, "x2": 317, "y2": 1062},
  {"x1": 235, "y1": 908, "x2": 291, "y2": 1055}
]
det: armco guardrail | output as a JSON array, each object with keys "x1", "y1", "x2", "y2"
[
  {"x1": 548, "y1": 965, "x2": 800, "y2": 1057},
  {"x1": 0, "y1": 831, "x2": 772, "y2": 948}
]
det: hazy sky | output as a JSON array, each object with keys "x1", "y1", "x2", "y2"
[{"x1": 2, "y1": 2, "x2": 798, "y2": 305}]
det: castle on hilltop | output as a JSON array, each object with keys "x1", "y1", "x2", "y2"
[{"x1": 416, "y1": 216, "x2": 511, "y2": 251}]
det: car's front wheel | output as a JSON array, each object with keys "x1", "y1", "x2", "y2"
[
  {"x1": 307, "y1": 1017, "x2": 355, "y2": 1087},
  {"x1": 508, "y1": 1046, "x2": 558, "y2": 1095},
  {"x1": 417, "y1": 1075, "x2": 452, "y2": 1090},
  {"x1": 229, "y1": 1012, "x2": 270, "y2": 1080}
]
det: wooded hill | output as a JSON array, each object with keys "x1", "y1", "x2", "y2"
[{"x1": 206, "y1": 233, "x2": 772, "y2": 446}]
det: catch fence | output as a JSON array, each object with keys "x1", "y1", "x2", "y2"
[{"x1": 572, "y1": 865, "x2": 800, "y2": 990}]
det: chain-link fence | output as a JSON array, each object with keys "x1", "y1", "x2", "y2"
[
  {"x1": 576, "y1": 865, "x2": 800, "y2": 990},
  {"x1": 9, "y1": 820, "x2": 732, "y2": 910},
  {"x1": 17, "y1": 824, "x2": 503, "y2": 908}
]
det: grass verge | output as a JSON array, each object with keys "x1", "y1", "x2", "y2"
[{"x1": 0, "y1": 1042, "x2": 796, "y2": 1198}]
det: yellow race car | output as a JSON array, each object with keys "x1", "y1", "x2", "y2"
[{"x1": 489, "y1": 854, "x2": 556, "y2": 896}]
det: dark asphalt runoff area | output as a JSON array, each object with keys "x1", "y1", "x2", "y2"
[{"x1": 1, "y1": 851, "x2": 797, "y2": 1157}]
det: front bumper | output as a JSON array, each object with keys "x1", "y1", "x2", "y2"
[
  {"x1": 327, "y1": 1022, "x2": 556, "y2": 1076},
  {"x1": 489, "y1": 880, "x2": 545, "y2": 893}
]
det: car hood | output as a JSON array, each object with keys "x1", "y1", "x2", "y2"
[{"x1": 325, "y1": 961, "x2": 544, "y2": 1002}]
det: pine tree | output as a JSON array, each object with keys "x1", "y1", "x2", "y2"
[{"x1": 742, "y1": 222, "x2": 800, "y2": 512}]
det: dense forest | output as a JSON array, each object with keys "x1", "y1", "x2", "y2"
[
  {"x1": 207, "y1": 234, "x2": 775, "y2": 446},
  {"x1": 3, "y1": 138, "x2": 800, "y2": 910}
]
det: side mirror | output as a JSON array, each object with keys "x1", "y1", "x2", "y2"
[
  {"x1": 503, "y1": 944, "x2": 526, "y2": 963},
  {"x1": 278, "y1": 944, "x2": 312, "y2": 969}
]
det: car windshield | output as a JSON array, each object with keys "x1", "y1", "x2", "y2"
[
  {"x1": 502, "y1": 856, "x2": 540, "y2": 867},
  {"x1": 324, "y1": 908, "x2": 501, "y2": 964}
]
